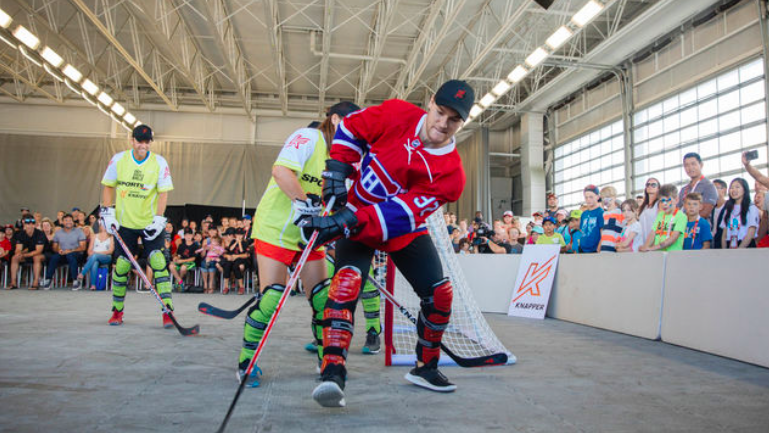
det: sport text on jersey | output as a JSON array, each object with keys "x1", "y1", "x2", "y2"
[{"x1": 301, "y1": 173, "x2": 322, "y2": 187}]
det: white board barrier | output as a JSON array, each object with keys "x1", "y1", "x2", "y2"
[
  {"x1": 456, "y1": 254, "x2": 522, "y2": 314},
  {"x1": 661, "y1": 249, "x2": 769, "y2": 368}
]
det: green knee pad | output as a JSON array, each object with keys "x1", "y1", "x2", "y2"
[
  {"x1": 308, "y1": 279, "x2": 330, "y2": 361},
  {"x1": 149, "y1": 250, "x2": 173, "y2": 310},
  {"x1": 111, "y1": 256, "x2": 131, "y2": 312},
  {"x1": 239, "y1": 284, "x2": 285, "y2": 364},
  {"x1": 361, "y1": 280, "x2": 381, "y2": 335}
]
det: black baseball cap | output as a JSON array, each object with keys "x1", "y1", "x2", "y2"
[
  {"x1": 183, "y1": 227, "x2": 193, "y2": 235},
  {"x1": 327, "y1": 101, "x2": 361, "y2": 118},
  {"x1": 20, "y1": 207, "x2": 29, "y2": 212},
  {"x1": 434, "y1": 80, "x2": 475, "y2": 120},
  {"x1": 133, "y1": 125, "x2": 154, "y2": 142},
  {"x1": 224, "y1": 228, "x2": 236, "y2": 235}
]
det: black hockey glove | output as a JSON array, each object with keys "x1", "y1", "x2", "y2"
[
  {"x1": 322, "y1": 159, "x2": 354, "y2": 212},
  {"x1": 296, "y1": 208, "x2": 359, "y2": 247}
]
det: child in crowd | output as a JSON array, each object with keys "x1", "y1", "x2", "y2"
[
  {"x1": 457, "y1": 238, "x2": 472, "y2": 255},
  {"x1": 640, "y1": 184, "x2": 687, "y2": 252},
  {"x1": 599, "y1": 186, "x2": 624, "y2": 253},
  {"x1": 682, "y1": 193, "x2": 713, "y2": 250},
  {"x1": 198, "y1": 231, "x2": 225, "y2": 294},
  {"x1": 616, "y1": 199, "x2": 642, "y2": 252},
  {"x1": 529, "y1": 225, "x2": 543, "y2": 244},
  {"x1": 170, "y1": 229, "x2": 198, "y2": 291},
  {"x1": 579, "y1": 185, "x2": 604, "y2": 253},
  {"x1": 720, "y1": 178, "x2": 759, "y2": 249},
  {"x1": 0, "y1": 229, "x2": 11, "y2": 263},
  {"x1": 508, "y1": 228, "x2": 524, "y2": 254},
  {"x1": 536, "y1": 217, "x2": 566, "y2": 253},
  {"x1": 563, "y1": 210, "x2": 582, "y2": 254}
]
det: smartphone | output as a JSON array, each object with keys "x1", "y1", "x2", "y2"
[{"x1": 745, "y1": 150, "x2": 759, "y2": 161}]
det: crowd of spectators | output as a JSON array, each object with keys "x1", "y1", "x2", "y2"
[
  {"x1": 450, "y1": 151, "x2": 769, "y2": 254},
  {"x1": 1, "y1": 209, "x2": 258, "y2": 294}
]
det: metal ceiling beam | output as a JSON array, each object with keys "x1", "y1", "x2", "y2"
[
  {"x1": 356, "y1": 0, "x2": 400, "y2": 105},
  {"x1": 318, "y1": 0, "x2": 335, "y2": 114},
  {"x1": 126, "y1": 1, "x2": 215, "y2": 111},
  {"x1": 265, "y1": 0, "x2": 288, "y2": 114},
  {"x1": 203, "y1": 0, "x2": 253, "y2": 116},
  {"x1": 69, "y1": 0, "x2": 177, "y2": 110},
  {"x1": 0, "y1": 58, "x2": 61, "y2": 104},
  {"x1": 390, "y1": 0, "x2": 469, "y2": 99}
]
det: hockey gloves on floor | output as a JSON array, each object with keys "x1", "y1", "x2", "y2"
[
  {"x1": 322, "y1": 159, "x2": 353, "y2": 212},
  {"x1": 296, "y1": 208, "x2": 358, "y2": 247}
]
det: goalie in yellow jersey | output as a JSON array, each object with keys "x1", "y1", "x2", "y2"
[{"x1": 100, "y1": 125, "x2": 175, "y2": 328}]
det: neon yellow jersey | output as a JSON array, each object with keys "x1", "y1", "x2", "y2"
[
  {"x1": 102, "y1": 151, "x2": 173, "y2": 230},
  {"x1": 252, "y1": 128, "x2": 327, "y2": 250}
]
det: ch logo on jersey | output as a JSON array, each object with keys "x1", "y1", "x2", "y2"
[
  {"x1": 286, "y1": 134, "x2": 310, "y2": 149},
  {"x1": 355, "y1": 155, "x2": 402, "y2": 204}
]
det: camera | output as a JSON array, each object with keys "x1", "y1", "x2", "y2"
[{"x1": 472, "y1": 224, "x2": 492, "y2": 245}]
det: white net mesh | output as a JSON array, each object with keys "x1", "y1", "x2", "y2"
[{"x1": 379, "y1": 208, "x2": 516, "y2": 366}]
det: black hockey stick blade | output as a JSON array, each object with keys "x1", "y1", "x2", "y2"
[
  {"x1": 169, "y1": 311, "x2": 200, "y2": 336},
  {"x1": 198, "y1": 296, "x2": 257, "y2": 320},
  {"x1": 440, "y1": 345, "x2": 508, "y2": 367}
]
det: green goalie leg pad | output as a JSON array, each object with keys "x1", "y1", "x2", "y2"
[
  {"x1": 308, "y1": 279, "x2": 330, "y2": 361},
  {"x1": 239, "y1": 284, "x2": 285, "y2": 364},
  {"x1": 111, "y1": 256, "x2": 132, "y2": 312},
  {"x1": 361, "y1": 279, "x2": 381, "y2": 335},
  {"x1": 149, "y1": 250, "x2": 173, "y2": 310}
]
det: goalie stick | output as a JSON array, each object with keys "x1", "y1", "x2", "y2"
[
  {"x1": 326, "y1": 254, "x2": 508, "y2": 368},
  {"x1": 107, "y1": 221, "x2": 200, "y2": 337},
  {"x1": 216, "y1": 197, "x2": 334, "y2": 433}
]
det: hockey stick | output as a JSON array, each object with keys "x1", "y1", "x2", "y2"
[
  {"x1": 217, "y1": 197, "x2": 334, "y2": 433},
  {"x1": 198, "y1": 295, "x2": 258, "y2": 319},
  {"x1": 326, "y1": 254, "x2": 508, "y2": 368},
  {"x1": 107, "y1": 221, "x2": 200, "y2": 337}
]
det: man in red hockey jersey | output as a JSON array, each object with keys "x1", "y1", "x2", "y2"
[{"x1": 296, "y1": 80, "x2": 475, "y2": 407}]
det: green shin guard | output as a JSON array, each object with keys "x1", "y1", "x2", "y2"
[
  {"x1": 308, "y1": 280, "x2": 330, "y2": 361},
  {"x1": 111, "y1": 256, "x2": 131, "y2": 311},
  {"x1": 149, "y1": 250, "x2": 173, "y2": 310},
  {"x1": 239, "y1": 284, "x2": 286, "y2": 364},
  {"x1": 361, "y1": 280, "x2": 381, "y2": 335}
]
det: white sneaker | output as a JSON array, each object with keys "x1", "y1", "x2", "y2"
[
  {"x1": 71, "y1": 280, "x2": 82, "y2": 291},
  {"x1": 312, "y1": 381, "x2": 346, "y2": 408}
]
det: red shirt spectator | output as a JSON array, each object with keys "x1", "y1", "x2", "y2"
[{"x1": 0, "y1": 230, "x2": 11, "y2": 262}]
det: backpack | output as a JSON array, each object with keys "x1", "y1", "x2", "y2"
[{"x1": 95, "y1": 266, "x2": 109, "y2": 291}]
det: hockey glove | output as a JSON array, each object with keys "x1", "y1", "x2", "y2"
[
  {"x1": 292, "y1": 194, "x2": 323, "y2": 225},
  {"x1": 100, "y1": 206, "x2": 119, "y2": 235},
  {"x1": 143, "y1": 215, "x2": 167, "y2": 241},
  {"x1": 322, "y1": 159, "x2": 354, "y2": 212},
  {"x1": 296, "y1": 208, "x2": 358, "y2": 247}
]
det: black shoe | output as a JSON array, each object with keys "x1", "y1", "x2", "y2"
[
  {"x1": 362, "y1": 330, "x2": 380, "y2": 354},
  {"x1": 405, "y1": 362, "x2": 457, "y2": 392},
  {"x1": 313, "y1": 364, "x2": 346, "y2": 407}
]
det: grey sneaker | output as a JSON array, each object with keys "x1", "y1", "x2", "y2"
[
  {"x1": 313, "y1": 364, "x2": 346, "y2": 407},
  {"x1": 362, "y1": 330, "x2": 380, "y2": 354},
  {"x1": 40, "y1": 279, "x2": 52, "y2": 290},
  {"x1": 71, "y1": 279, "x2": 82, "y2": 291}
]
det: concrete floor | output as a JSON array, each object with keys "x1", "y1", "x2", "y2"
[{"x1": 1, "y1": 290, "x2": 768, "y2": 433}]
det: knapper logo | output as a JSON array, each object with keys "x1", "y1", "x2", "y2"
[
  {"x1": 287, "y1": 134, "x2": 310, "y2": 149},
  {"x1": 454, "y1": 89, "x2": 466, "y2": 99},
  {"x1": 511, "y1": 255, "x2": 556, "y2": 303},
  {"x1": 163, "y1": 166, "x2": 170, "y2": 179}
]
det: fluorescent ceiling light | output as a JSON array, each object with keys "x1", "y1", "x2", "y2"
[
  {"x1": 572, "y1": 0, "x2": 604, "y2": 27},
  {"x1": 0, "y1": 8, "x2": 12, "y2": 29},
  {"x1": 81, "y1": 79, "x2": 99, "y2": 96},
  {"x1": 43, "y1": 63, "x2": 63, "y2": 82},
  {"x1": 19, "y1": 46, "x2": 41, "y2": 67},
  {"x1": 62, "y1": 64, "x2": 83, "y2": 82},
  {"x1": 492, "y1": 80, "x2": 512, "y2": 96},
  {"x1": 124, "y1": 113, "x2": 136, "y2": 125},
  {"x1": 120, "y1": 121, "x2": 132, "y2": 132},
  {"x1": 0, "y1": 33, "x2": 16, "y2": 49},
  {"x1": 97, "y1": 91, "x2": 113, "y2": 106},
  {"x1": 64, "y1": 78, "x2": 80, "y2": 94},
  {"x1": 40, "y1": 46, "x2": 64, "y2": 67},
  {"x1": 469, "y1": 104, "x2": 483, "y2": 118},
  {"x1": 525, "y1": 47, "x2": 549, "y2": 67},
  {"x1": 479, "y1": 93, "x2": 496, "y2": 108},
  {"x1": 12, "y1": 25, "x2": 39, "y2": 50},
  {"x1": 546, "y1": 26, "x2": 573, "y2": 50},
  {"x1": 111, "y1": 102, "x2": 125, "y2": 116},
  {"x1": 508, "y1": 65, "x2": 529, "y2": 83}
]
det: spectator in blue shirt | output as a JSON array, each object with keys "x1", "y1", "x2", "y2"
[
  {"x1": 683, "y1": 192, "x2": 713, "y2": 250},
  {"x1": 579, "y1": 185, "x2": 604, "y2": 253}
]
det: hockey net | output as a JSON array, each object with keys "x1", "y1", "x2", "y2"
[{"x1": 376, "y1": 207, "x2": 516, "y2": 366}]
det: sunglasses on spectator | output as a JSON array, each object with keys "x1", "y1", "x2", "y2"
[
  {"x1": 23, "y1": 219, "x2": 35, "y2": 224},
  {"x1": 646, "y1": 182, "x2": 659, "y2": 187},
  {"x1": 659, "y1": 197, "x2": 674, "y2": 203}
]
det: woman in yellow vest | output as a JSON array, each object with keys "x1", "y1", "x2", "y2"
[{"x1": 238, "y1": 102, "x2": 360, "y2": 387}]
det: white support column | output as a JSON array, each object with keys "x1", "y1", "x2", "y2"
[{"x1": 520, "y1": 113, "x2": 546, "y2": 216}]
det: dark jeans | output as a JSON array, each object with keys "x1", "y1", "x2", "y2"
[
  {"x1": 46, "y1": 252, "x2": 84, "y2": 280},
  {"x1": 222, "y1": 258, "x2": 249, "y2": 279}
]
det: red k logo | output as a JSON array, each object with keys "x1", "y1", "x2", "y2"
[
  {"x1": 512, "y1": 255, "x2": 556, "y2": 303},
  {"x1": 454, "y1": 89, "x2": 466, "y2": 99},
  {"x1": 287, "y1": 134, "x2": 310, "y2": 149}
]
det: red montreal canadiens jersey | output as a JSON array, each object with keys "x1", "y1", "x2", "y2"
[{"x1": 331, "y1": 99, "x2": 466, "y2": 252}]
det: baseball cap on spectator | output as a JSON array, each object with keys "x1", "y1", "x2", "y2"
[
  {"x1": 503, "y1": 210, "x2": 513, "y2": 217},
  {"x1": 532, "y1": 211, "x2": 543, "y2": 218},
  {"x1": 547, "y1": 193, "x2": 557, "y2": 199},
  {"x1": 242, "y1": 215, "x2": 252, "y2": 220},
  {"x1": 183, "y1": 228, "x2": 193, "y2": 235},
  {"x1": 543, "y1": 216, "x2": 556, "y2": 225},
  {"x1": 555, "y1": 209, "x2": 568, "y2": 217},
  {"x1": 327, "y1": 101, "x2": 361, "y2": 118},
  {"x1": 133, "y1": 124, "x2": 154, "y2": 142},
  {"x1": 20, "y1": 207, "x2": 30, "y2": 212},
  {"x1": 224, "y1": 228, "x2": 236, "y2": 236},
  {"x1": 584, "y1": 184, "x2": 599, "y2": 196},
  {"x1": 473, "y1": 217, "x2": 483, "y2": 224},
  {"x1": 434, "y1": 80, "x2": 475, "y2": 121},
  {"x1": 532, "y1": 226, "x2": 544, "y2": 234},
  {"x1": 235, "y1": 228, "x2": 246, "y2": 236}
]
